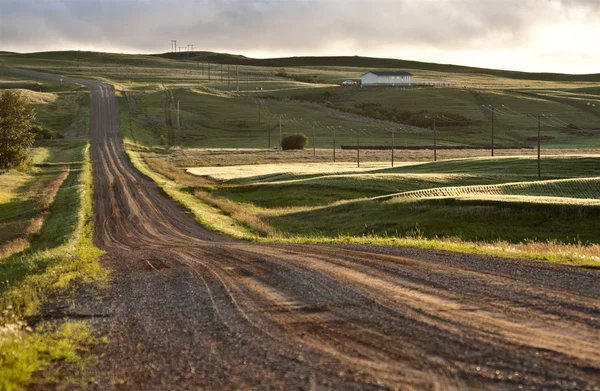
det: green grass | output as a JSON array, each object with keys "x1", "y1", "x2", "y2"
[
  {"x1": 0, "y1": 72, "x2": 91, "y2": 140},
  {"x1": 247, "y1": 156, "x2": 600, "y2": 245},
  {"x1": 214, "y1": 173, "x2": 514, "y2": 208},
  {"x1": 267, "y1": 198, "x2": 600, "y2": 243},
  {"x1": 169, "y1": 153, "x2": 600, "y2": 255},
  {"x1": 0, "y1": 144, "x2": 107, "y2": 390},
  {"x1": 0, "y1": 322, "x2": 100, "y2": 390},
  {"x1": 0, "y1": 69, "x2": 86, "y2": 93},
  {"x1": 118, "y1": 86, "x2": 600, "y2": 150},
  {"x1": 34, "y1": 92, "x2": 90, "y2": 138},
  {"x1": 0, "y1": 147, "x2": 71, "y2": 248},
  {"x1": 209, "y1": 156, "x2": 600, "y2": 208},
  {"x1": 0, "y1": 143, "x2": 106, "y2": 316},
  {"x1": 378, "y1": 156, "x2": 600, "y2": 177}
]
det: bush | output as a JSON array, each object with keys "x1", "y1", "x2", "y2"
[
  {"x1": 234, "y1": 120, "x2": 250, "y2": 129},
  {"x1": 29, "y1": 124, "x2": 64, "y2": 140},
  {"x1": 281, "y1": 133, "x2": 308, "y2": 150}
]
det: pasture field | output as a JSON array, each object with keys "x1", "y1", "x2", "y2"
[{"x1": 132, "y1": 147, "x2": 600, "y2": 266}]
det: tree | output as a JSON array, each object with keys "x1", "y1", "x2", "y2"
[{"x1": 0, "y1": 90, "x2": 36, "y2": 170}]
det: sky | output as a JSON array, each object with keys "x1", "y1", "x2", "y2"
[{"x1": 0, "y1": 0, "x2": 599, "y2": 74}]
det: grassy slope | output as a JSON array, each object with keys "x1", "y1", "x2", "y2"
[
  {"x1": 2, "y1": 51, "x2": 599, "y2": 150},
  {"x1": 0, "y1": 144, "x2": 107, "y2": 390},
  {"x1": 156, "y1": 52, "x2": 600, "y2": 82},
  {"x1": 0, "y1": 72, "x2": 105, "y2": 389},
  {"x1": 119, "y1": 85, "x2": 600, "y2": 149},
  {"x1": 255, "y1": 156, "x2": 600, "y2": 243},
  {"x1": 168, "y1": 151, "x2": 600, "y2": 249}
]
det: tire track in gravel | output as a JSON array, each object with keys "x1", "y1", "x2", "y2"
[{"x1": 2, "y1": 66, "x2": 598, "y2": 390}]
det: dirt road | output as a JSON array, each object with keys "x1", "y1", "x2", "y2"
[{"x1": 3, "y1": 67, "x2": 599, "y2": 390}]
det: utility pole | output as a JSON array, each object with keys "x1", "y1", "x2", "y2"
[
  {"x1": 491, "y1": 104, "x2": 495, "y2": 157},
  {"x1": 227, "y1": 65, "x2": 231, "y2": 89},
  {"x1": 537, "y1": 114, "x2": 541, "y2": 178},
  {"x1": 312, "y1": 124, "x2": 316, "y2": 157},
  {"x1": 333, "y1": 127, "x2": 337, "y2": 163},
  {"x1": 268, "y1": 119, "x2": 271, "y2": 148},
  {"x1": 221, "y1": 64, "x2": 223, "y2": 82},
  {"x1": 236, "y1": 66, "x2": 239, "y2": 92},
  {"x1": 356, "y1": 130, "x2": 360, "y2": 168},
  {"x1": 208, "y1": 63, "x2": 211, "y2": 81},
  {"x1": 391, "y1": 129, "x2": 395, "y2": 167},
  {"x1": 433, "y1": 117, "x2": 437, "y2": 162},
  {"x1": 246, "y1": 73, "x2": 249, "y2": 97},
  {"x1": 177, "y1": 100, "x2": 181, "y2": 137},
  {"x1": 303, "y1": 120, "x2": 317, "y2": 157},
  {"x1": 279, "y1": 115, "x2": 283, "y2": 148}
]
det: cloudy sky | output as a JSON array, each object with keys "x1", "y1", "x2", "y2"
[{"x1": 0, "y1": 0, "x2": 599, "y2": 74}]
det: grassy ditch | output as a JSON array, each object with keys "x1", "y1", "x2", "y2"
[
  {"x1": 125, "y1": 148, "x2": 257, "y2": 239},
  {"x1": 0, "y1": 144, "x2": 107, "y2": 390}
]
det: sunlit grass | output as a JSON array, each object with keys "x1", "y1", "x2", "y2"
[
  {"x1": 0, "y1": 145, "x2": 107, "y2": 390},
  {"x1": 0, "y1": 322, "x2": 101, "y2": 390}
]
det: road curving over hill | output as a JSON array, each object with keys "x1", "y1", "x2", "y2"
[{"x1": 3, "y1": 66, "x2": 599, "y2": 390}]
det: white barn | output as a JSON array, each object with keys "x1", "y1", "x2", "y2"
[{"x1": 361, "y1": 71, "x2": 413, "y2": 87}]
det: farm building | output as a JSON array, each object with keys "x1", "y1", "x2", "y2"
[{"x1": 361, "y1": 71, "x2": 413, "y2": 87}]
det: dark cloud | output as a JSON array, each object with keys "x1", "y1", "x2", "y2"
[{"x1": 0, "y1": 0, "x2": 598, "y2": 72}]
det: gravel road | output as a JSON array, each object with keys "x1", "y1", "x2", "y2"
[{"x1": 3, "y1": 67, "x2": 599, "y2": 390}]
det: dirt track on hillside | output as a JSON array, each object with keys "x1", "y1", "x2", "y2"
[{"x1": 3, "y1": 67, "x2": 599, "y2": 390}]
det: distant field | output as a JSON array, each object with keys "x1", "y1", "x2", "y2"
[
  {"x1": 2, "y1": 51, "x2": 600, "y2": 151},
  {"x1": 0, "y1": 71, "x2": 90, "y2": 139}
]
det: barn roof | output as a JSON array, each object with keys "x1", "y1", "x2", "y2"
[{"x1": 363, "y1": 71, "x2": 413, "y2": 76}]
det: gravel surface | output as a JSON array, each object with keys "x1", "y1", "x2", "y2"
[{"x1": 3, "y1": 66, "x2": 599, "y2": 391}]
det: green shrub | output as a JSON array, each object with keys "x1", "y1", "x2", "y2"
[
  {"x1": 235, "y1": 120, "x2": 250, "y2": 129},
  {"x1": 29, "y1": 124, "x2": 64, "y2": 140},
  {"x1": 281, "y1": 133, "x2": 308, "y2": 150}
]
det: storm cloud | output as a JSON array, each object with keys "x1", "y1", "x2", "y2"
[{"x1": 0, "y1": 0, "x2": 599, "y2": 73}]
